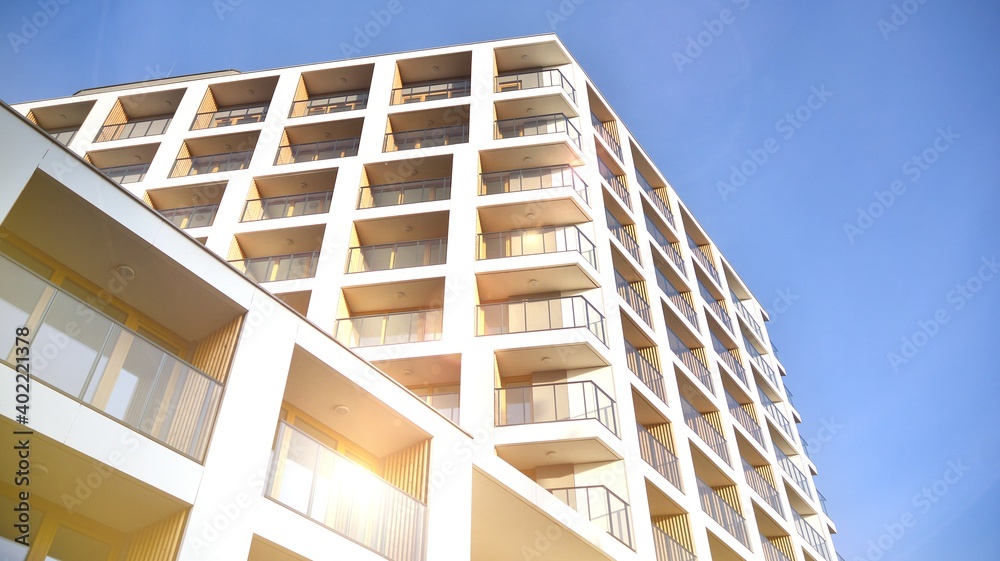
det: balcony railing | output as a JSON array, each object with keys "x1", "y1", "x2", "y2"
[
  {"x1": 419, "y1": 392, "x2": 459, "y2": 424},
  {"x1": 776, "y1": 448, "x2": 814, "y2": 500},
  {"x1": 476, "y1": 295, "x2": 607, "y2": 344},
  {"x1": 625, "y1": 341, "x2": 666, "y2": 403},
  {"x1": 479, "y1": 163, "x2": 589, "y2": 204},
  {"x1": 636, "y1": 424, "x2": 682, "y2": 491},
  {"x1": 191, "y1": 104, "x2": 268, "y2": 129},
  {"x1": 266, "y1": 422, "x2": 426, "y2": 561},
  {"x1": 548, "y1": 486, "x2": 632, "y2": 548},
  {"x1": 733, "y1": 296, "x2": 766, "y2": 343},
  {"x1": 697, "y1": 478, "x2": 751, "y2": 549},
  {"x1": 99, "y1": 162, "x2": 150, "y2": 184},
  {"x1": 384, "y1": 124, "x2": 469, "y2": 152},
  {"x1": 646, "y1": 218, "x2": 686, "y2": 275},
  {"x1": 700, "y1": 283, "x2": 733, "y2": 334},
  {"x1": 653, "y1": 525, "x2": 697, "y2": 561},
  {"x1": 49, "y1": 128, "x2": 78, "y2": 146},
  {"x1": 171, "y1": 150, "x2": 253, "y2": 177},
  {"x1": 229, "y1": 251, "x2": 320, "y2": 283},
  {"x1": 347, "y1": 238, "x2": 447, "y2": 273},
  {"x1": 334, "y1": 309, "x2": 443, "y2": 348},
  {"x1": 606, "y1": 210, "x2": 642, "y2": 264},
  {"x1": 495, "y1": 68, "x2": 576, "y2": 101},
  {"x1": 688, "y1": 238, "x2": 722, "y2": 287},
  {"x1": 726, "y1": 392, "x2": 765, "y2": 447},
  {"x1": 0, "y1": 256, "x2": 221, "y2": 460},
  {"x1": 742, "y1": 459, "x2": 783, "y2": 516},
  {"x1": 592, "y1": 113, "x2": 623, "y2": 160},
  {"x1": 819, "y1": 491, "x2": 830, "y2": 516},
  {"x1": 760, "y1": 390, "x2": 795, "y2": 440},
  {"x1": 277, "y1": 137, "x2": 360, "y2": 164},
  {"x1": 598, "y1": 158, "x2": 630, "y2": 208},
  {"x1": 637, "y1": 171, "x2": 676, "y2": 228},
  {"x1": 793, "y1": 511, "x2": 832, "y2": 561},
  {"x1": 495, "y1": 380, "x2": 618, "y2": 436},
  {"x1": 616, "y1": 271, "x2": 651, "y2": 326},
  {"x1": 95, "y1": 115, "x2": 172, "y2": 142},
  {"x1": 760, "y1": 535, "x2": 794, "y2": 561},
  {"x1": 391, "y1": 79, "x2": 471, "y2": 105},
  {"x1": 359, "y1": 178, "x2": 451, "y2": 208},
  {"x1": 290, "y1": 91, "x2": 369, "y2": 117},
  {"x1": 667, "y1": 328, "x2": 713, "y2": 392},
  {"x1": 681, "y1": 398, "x2": 730, "y2": 465},
  {"x1": 494, "y1": 113, "x2": 582, "y2": 148},
  {"x1": 159, "y1": 203, "x2": 219, "y2": 229},
  {"x1": 711, "y1": 333, "x2": 747, "y2": 386},
  {"x1": 656, "y1": 270, "x2": 699, "y2": 329},
  {"x1": 241, "y1": 191, "x2": 333, "y2": 222},
  {"x1": 477, "y1": 225, "x2": 597, "y2": 269}
]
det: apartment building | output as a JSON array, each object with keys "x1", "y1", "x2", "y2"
[{"x1": 0, "y1": 34, "x2": 840, "y2": 561}]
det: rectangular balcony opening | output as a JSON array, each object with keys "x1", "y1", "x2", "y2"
[
  {"x1": 277, "y1": 119, "x2": 362, "y2": 165},
  {"x1": 495, "y1": 67, "x2": 576, "y2": 101},
  {"x1": 591, "y1": 112, "x2": 623, "y2": 160},
  {"x1": 598, "y1": 156, "x2": 631, "y2": 208},
  {"x1": 711, "y1": 331, "x2": 747, "y2": 387},
  {"x1": 335, "y1": 309, "x2": 443, "y2": 348},
  {"x1": 548, "y1": 485, "x2": 633, "y2": 548},
  {"x1": 625, "y1": 337, "x2": 666, "y2": 404},
  {"x1": 656, "y1": 266, "x2": 698, "y2": 329},
  {"x1": 615, "y1": 268, "x2": 651, "y2": 326},
  {"x1": 638, "y1": 422, "x2": 683, "y2": 491},
  {"x1": 793, "y1": 511, "x2": 832, "y2": 561},
  {"x1": 697, "y1": 477, "x2": 751, "y2": 549},
  {"x1": 384, "y1": 106, "x2": 470, "y2": 152},
  {"x1": 348, "y1": 210, "x2": 449, "y2": 273},
  {"x1": 681, "y1": 396, "x2": 730, "y2": 465},
  {"x1": 647, "y1": 217, "x2": 686, "y2": 275},
  {"x1": 726, "y1": 391, "x2": 765, "y2": 447},
  {"x1": 479, "y1": 163, "x2": 589, "y2": 204},
  {"x1": 495, "y1": 113, "x2": 581, "y2": 149},
  {"x1": 733, "y1": 293, "x2": 768, "y2": 344},
  {"x1": 242, "y1": 168, "x2": 336, "y2": 224},
  {"x1": 27, "y1": 100, "x2": 94, "y2": 146},
  {"x1": 776, "y1": 447, "x2": 814, "y2": 501},
  {"x1": 666, "y1": 325, "x2": 714, "y2": 393},
  {"x1": 760, "y1": 535, "x2": 796, "y2": 561},
  {"x1": 191, "y1": 76, "x2": 276, "y2": 129},
  {"x1": 359, "y1": 155, "x2": 452, "y2": 208},
  {"x1": 606, "y1": 208, "x2": 642, "y2": 264},
  {"x1": 228, "y1": 224, "x2": 325, "y2": 283},
  {"x1": 476, "y1": 295, "x2": 607, "y2": 344},
  {"x1": 392, "y1": 51, "x2": 471, "y2": 105},
  {"x1": 495, "y1": 379, "x2": 618, "y2": 436},
  {"x1": 645, "y1": 488, "x2": 698, "y2": 561},
  {"x1": 96, "y1": 89, "x2": 183, "y2": 142},
  {"x1": 170, "y1": 132, "x2": 259, "y2": 177},
  {"x1": 742, "y1": 458, "x2": 783, "y2": 516},
  {"x1": 88, "y1": 143, "x2": 159, "y2": 184},
  {"x1": 653, "y1": 523, "x2": 698, "y2": 561},
  {"x1": 477, "y1": 224, "x2": 597, "y2": 269},
  {"x1": 291, "y1": 64, "x2": 374, "y2": 117},
  {"x1": 636, "y1": 168, "x2": 676, "y2": 228},
  {"x1": 760, "y1": 387, "x2": 796, "y2": 442},
  {"x1": 147, "y1": 182, "x2": 227, "y2": 230},
  {"x1": 687, "y1": 235, "x2": 723, "y2": 287},
  {"x1": 700, "y1": 280, "x2": 734, "y2": 334}
]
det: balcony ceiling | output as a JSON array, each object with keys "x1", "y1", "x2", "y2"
[
  {"x1": 86, "y1": 143, "x2": 160, "y2": 167},
  {"x1": 387, "y1": 105, "x2": 470, "y2": 130},
  {"x1": 364, "y1": 154, "x2": 452, "y2": 184},
  {"x1": 209, "y1": 75, "x2": 278, "y2": 106},
  {"x1": 342, "y1": 277, "x2": 445, "y2": 315},
  {"x1": 494, "y1": 41, "x2": 571, "y2": 72},
  {"x1": 645, "y1": 480, "x2": 685, "y2": 517},
  {"x1": 301, "y1": 63, "x2": 375, "y2": 95},
  {"x1": 479, "y1": 143, "x2": 584, "y2": 171},
  {"x1": 3, "y1": 170, "x2": 244, "y2": 340},
  {"x1": 353, "y1": 210, "x2": 449, "y2": 244},
  {"x1": 235, "y1": 224, "x2": 326, "y2": 257},
  {"x1": 495, "y1": 94, "x2": 577, "y2": 119},
  {"x1": 478, "y1": 198, "x2": 589, "y2": 232},
  {"x1": 30, "y1": 99, "x2": 94, "y2": 128},
  {"x1": 495, "y1": 432, "x2": 619, "y2": 470},
  {"x1": 285, "y1": 118, "x2": 364, "y2": 143},
  {"x1": 371, "y1": 354, "x2": 461, "y2": 387},
  {"x1": 253, "y1": 168, "x2": 338, "y2": 197},
  {"x1": 476, "y1": 263, "x2": 597, "y2": 301},
  {"x1": 120, "y1": 88, "x2": 185, "y2": 119},
  {"x1": 184, "y1": 130, "x2": 260, "y2": 155},
  {"x1": 396, "y1": 51, "x2": 471, "y2": 83},
  {"x1": 147, "y1": 182, "x2": 227, "y2": 208},
  {"x1": 495, "y1": 343, "x2": 608, "y2": 378}
]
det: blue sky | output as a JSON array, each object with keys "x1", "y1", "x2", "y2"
[{"x1": 2, "y1": 1, "x2": 998, "y2": 559}]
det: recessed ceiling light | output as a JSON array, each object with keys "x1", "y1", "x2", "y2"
[
  {"x1": 546, "y1": 450, "x2": 558, "y2": 459},
  {"x1": 285, "y1": 238, "x2": 294, "y2": 245},
  {"x1": 223, "y1": 144, "x2": 232, "y2": 151},
  {"x1": 526, "y1": 107, "x2": 535, "y2": 114},
  {"x1": 133, "y1": 155, "x2": 141, "y2": 161},
  {"x1": 529, "y1": 279, "x2": 539, "y2": 288},
  {"x1": 339, "y1": 77, "x2": 348, "y2": 84},
  {"x1": 426, "y1": 119, "x2": 434, "y2": 126},
  {"x1": 431, "y1": 65, "x2": 440, "y2": 73},
  {"x1": 409, "y1": 169, "x2": 418, "y2": 176},
  {"x1": 58, "y1": 114, "x2": 67, "y2": 120},
  {"x1": 402, "y1": 369, "x2": 413, "y2": 376},
  {"x1": 521, "y1": 55, "x2": 529, "y2": 62},
  {"x1": 113, "y1": 265, "x2": 136, "y2": 281},
  {"x1": 333, "y1": 404, "x2": 350, "y2": 415},
  {"x1": 396, "y1": 291, "x2": 406, "y2": 299},
  {"x1": 523, "y1": 156, "x2": 533, "y2": 164},
  {"x1": 300, "y1": 182, "x2": 307, "y2": 189},
  {"x1": 404, "y1": 225, "x2": 413, "y2": 232},
  {"x1": 541, "y1": 356, "x2": 552, "y2": 365},
  {"x1": 526, "y1": 213, "x2": 536, "y2": 220},
  {"x1": 247, "y1": 89, "x2": 254, "y2": 95}
]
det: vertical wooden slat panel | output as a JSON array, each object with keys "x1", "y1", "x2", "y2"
[
  {"x1": 703, "y1": 409, "x2": 726, "y2": 438},
  {"x1": 652, "y1": 513, "x2": 695, "y2": 553},
  {"x1": 124, "y1": 510, "x2": 187, "y2": 561},
  {"x1": 191, "y1": 315, "x2": 243, "y2": 383},
  {"x1": 25, "y1": 111, "x2": 38, "y2": 125},
  {"x1": 103, "y1": 99, "x2": 129, "y2": 127},
  {"x1": 383, "y1": 439, "x2": 430, "y2": 503},
  {"x1": 647, "y1": 422, "x2": 675, "y2": 451},
  {"x1": 227, "y1": 238, "x2": 245, "y2": 262},
  {"x1": 712, "y1": 484, "x2": 743, "y2": 515},
  {"x1": 197, "y1": 88, "x2": 218, "y2": 115},
  {"x1": 294, "y1": 76, "x2": 309, "y2": 103},
  {"x1": 772, "y1": 534, "x2": 797, "y2": 560}
]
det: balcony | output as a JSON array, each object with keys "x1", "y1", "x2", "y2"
[
  {"x1": 290, "y1": 90, "x2": 369, "y2": 117},
  {"x1": 744, "y1": 335, "x2": 779, "y2": 388},
  {"x1": 495, "y1": 113, "x2": 582, "y2": 149},
  {"x1": 334, "y1": 309, "x2": 443, "y2": 348},
  {"x1": 266, "y1": 422, "x2": 426, "y2": 561},
  {"x1": 616, "y1": 271, "x2": 651, "y2": 325},
  {"x1": 653, "y1": 525, "x2": 697, "y2": 561},
  {"x1": 726, "y1": 392, "x2": 765, "y2": 447},
  {"x1": 637, "y1": 171, "x2": 675, "y2": 228},
  {"x1": 495, "y1": 380, "x2": 618, "y2": 436},
  {"x1": 347, "y1": 238, "x2": 447, "y2": 273},
  {"x1": 742, "y1": 459, "x2": 783, "y2": 516},
  {"x1": 48, "y1": 127, "x2": 78, "y2": 145},
  {"x1": 760, "y1": 390, "x2": 795, "y2": 440},
  {"x1": 688, "y1": 237, "x2": 722, "y2": 287},
  {"x1": 241, "y1": 191, "x2": 333, "y2": 222},
  {"x1": 667, "y1": 328, "x2": 713, "y2": 393},
  {"x1": 607, "y1": 210, "x2": 642, "y2": 264},
  {"x1": 776, "y1": 448, "x2": 814, "y2": 500},
  {"x1": 598, "y1": 158, "x2": 630, "y2": 208},
  {"x1": 385, "y1": 124, "x2": 469, "y2": 152},
  {"x1": 391, "y1": 79, "x2": 471, "y2": 105},
  {"x1": 359, "y1": 178, "x2": 451, "y2": 208},
  {"x1": 793, "y1": 511, "x2": 832, "y2": 561},
  {"x1": 28, "y1": 100, "x2": 93, "y2": 146},
  {"x1": 647, "y1": 218, "x2": 686, "y2": 275},
  {"x1": 625, "y1": 341, "x2": 666, "y2": 403},
  {"x1": 548, "y1": 486, "x2": 632, "y2": 548},
  {"x1": 476, "y1": 295, "x2": 607, "y2": 344},
  {"x1": 99, "y1": 162, "x2": 150, "y2": 184},
  {"x1": 96, "y1": 115, "x2": 172, "y2": 142},
  {"x1": 697, "y1": 478, "x2": 751, "y2": 549},
  {"x1": 171, "y1": 150, "x2": 253, "y2": 177},
  {"x1": 700, "y1": 283, "x2": 733, "y2": 335},
  {"x1": 761, "y1": 535, "x2": 794, "y2": 561},
  {"x1": 277, "y1": 137, "x2": 360, "y2": 164},
  {"x1": 418, "y1": 392, "x2": 459, "y2": 424},
  {"x1": 191, "y1": 103, "x2": 268, "y2": 129},
  {"x1": 159, "y1": 203, "x2": 219, "y2": 229},
  {"x1": 681, "y1": 398, "x2": 730, "y2": 465},
  {"x1": 0, "y1": 256, "x2": 221, "y2": 460},
  {"x1": 711, "y1": 333, "x2": 747, "y2": 386},
  {"x1": 592, "y1": 113, "x2": 623, "y2": 160},
  {"x1": 479, "y1": 163, "x2": 589, "y2": 204},
  {"x1": 229, "y1": 251, "x2": 319, "y2": 283},
  {"x1": 478, "y1": 225, "x2": 597, "y2": 268},
  {"x1": 733, "y1": 295, "x2": 767, "y2": 343},
  {"x1": 656, "y1": 270, "x2": 698, "y2": 328},
  {"x1": 637, "y1": 424, "x2": 682, "y2": 491},
  {"x1": 495, "y1": 68, "x2": 576, "y2": 101}
]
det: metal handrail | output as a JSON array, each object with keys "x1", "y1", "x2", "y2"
[
  {"x1": 697, "y1": 477, "x2": 750, "y2": 548},
  {"x1": 384, "y1": 124, "x2": 469, "y2": 151},
  {"x1": 607, "y1": 210, "x2": 642, "y2": 263},
  {"x1": 241, "y1": 191, "x2": 333, "y2": 222},
  {"x1": 591, "y1": 112, "x2": 623, "y2": 160},
  {"x1": 625, "y1": 340, "x2": 666, "y2": 403},
  {"x1": 494, "y1": 113, "x2": 582, "y2": 148},
  {"x1": 647, "y1": 218, "x2": 686, "y2": 274},
  {"x1": 159, "y1": 203, "x2": 219, "y2": 229},
  {"x1": 229, "y1": 251, "x2": 320, "y2": 283},
  {"x1": 99, "y1": 162, "x2": 150, "y2": 184},
  {"x1": 358, "y1": 177, "x2": 451, "y2": 208},
  {"x1": 681, "y1": 397, "x2": 730, "y2": 464},
  {"x1": 495, "y1": 380, "x2": 618, "y2": 436},
  {"x1": 616, "y1": 271, "x2": 652, "y2": 325},
  {"x1": 171, "y1": 150, "x2": 253, "y2": 177},
  {"x1": 712, "y1": 332, "x2": 747, "y2": 386},
  {"x1": 391, "y1": 79, "x2": 471, "y2": 105},
  {"x1": 347, "y1": 238, "x2": 448, "y2": 273},
  {"x1": 793, "y1": 511, "x2": 831, "y2": 561},
  {"x1": 742, "y1": 459, "x2": 783, "y2": 515},
  {"x1": 656, "y1": 269, "x2": 699, "y2": 328},
  {"x1": 276, "y1": 137, "x2": 360, "y2": 164},
  {"x1": 479, "y1": 163, "x2": 589, "y2": 204},
  {"x1": 290, "y1": 90, "x2": 368, "y2": 117},
  {"x1": 666, "y1": 327, "x2": 713, "y2": 392},
  {"x1": 95, "y1": 115, "x2": 172, "y2": 142},
  {"x1": 776, "y1": 447, "x2": 814, "y2": 500},
  {"x1": 637, "y1": 171, "x2": 676, "y2": 227},
  {"x1": 476, "y1": 295, "x2": 607, "y2": 344},
  {"x1": 726, "y1": 391, "x2": 765, "y2": 446},
  {"x1": 636, "y1": 423, "x2": 683, "y2": 491},
  {"x1": 334, "y1": 309, "x2": 444, "y2": 348},
  {"x1": 191, "y1": 104, "x2": 268, "y2": 129},
  {"x1": 477, "y1": 225, "x2": 597, "y2": 269},
  {"x1": 652, "y1": 525, "x2": 697, "y2": 561},
  {"x1": 547, "y1": 485, "x2": 632, "y2": 548},
  {"x1": 495, "y1": 68, "x2": 576, "y2": 101},
  {"x1": 598, "y1": 158, "x2": 630, "y2": 208}
]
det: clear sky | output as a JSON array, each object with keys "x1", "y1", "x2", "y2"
[{"x1": 2, "y1": 1, "x2": 998, "y2": 559}]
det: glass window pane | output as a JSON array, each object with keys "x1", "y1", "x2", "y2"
[
  {"x1": 46, "y1": 524, "x2": 113, "y2": 561},
  {"x1": 34, "y1": 292, "x2": 115, "y2": 397},
  {"x1": 0, "y1": 257, "x2": 49, "y2": 357}
]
